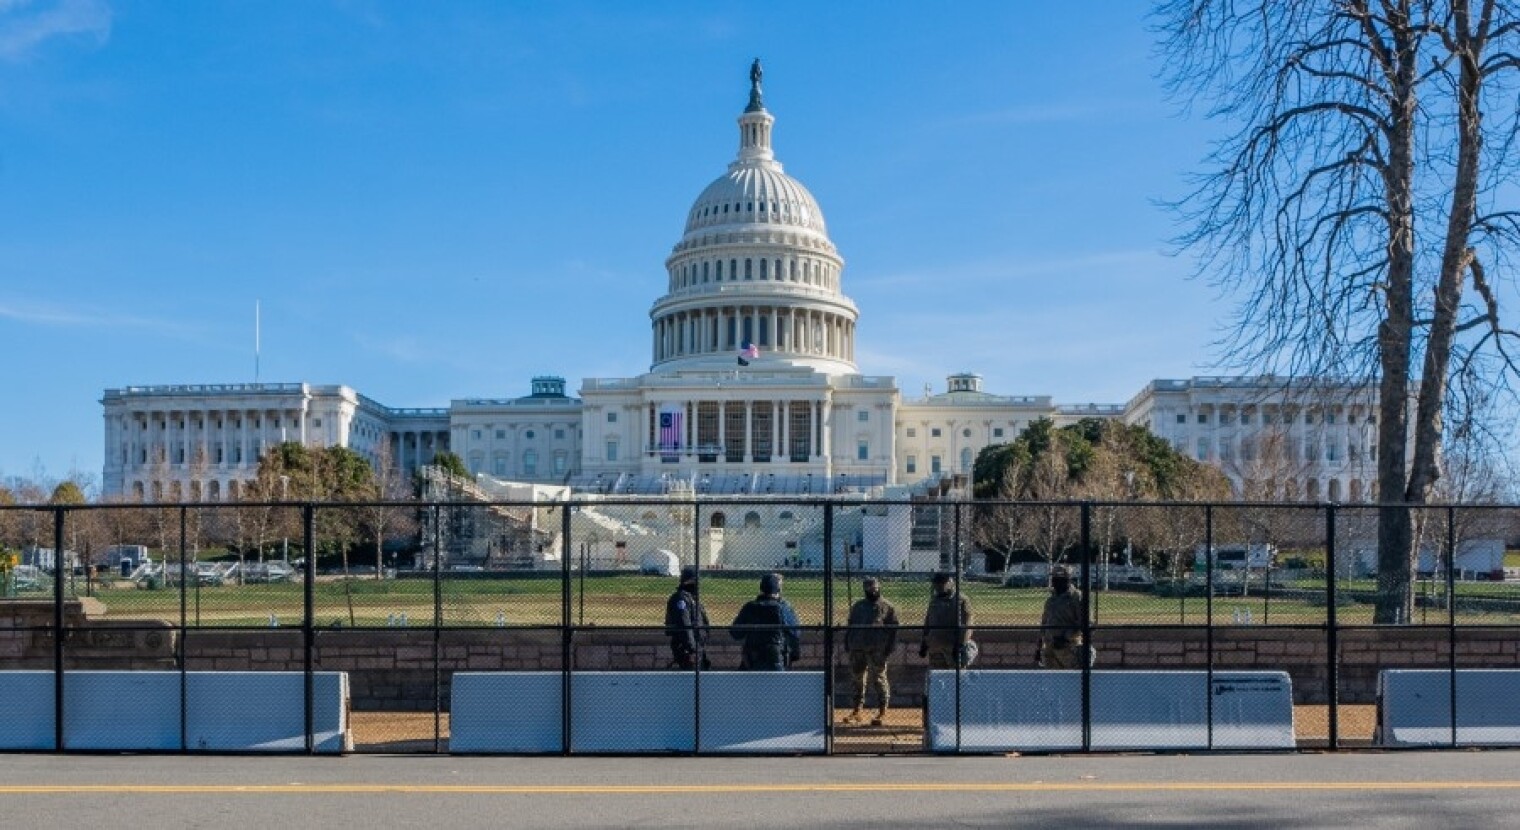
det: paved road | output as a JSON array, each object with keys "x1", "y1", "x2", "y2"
[{"x1": 0, "y1": 752, "x2": 1514, "y2": 828}]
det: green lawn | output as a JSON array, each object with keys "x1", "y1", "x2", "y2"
[{"x1": 36, "y1": 571, "x2": 1520, "y2": 628}]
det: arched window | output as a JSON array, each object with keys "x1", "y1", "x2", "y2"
[
  {"x1": 1328, "y1": 479, "x2": 1342, "y2": 502},
  {"x1": 960, "y1": 448, "x2": 973, "y2": 472},
  {"x1": 132, "y1": 481, "x2": 146, "y2": 501},
  {"x1": 523, "y1": 449, "x2": 538, "y2": 476},
  {"x1": 744, "y1": 511, "x2": 761, "y2": 528},
  {"x1": 709, "y1": 512, "x2": 726, "y2": 529}
]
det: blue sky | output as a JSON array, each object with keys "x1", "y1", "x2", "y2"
[{"x1": 0, "y1": 1, "x2": 1229, "y2": 491}]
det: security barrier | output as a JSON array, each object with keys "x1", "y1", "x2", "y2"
[
  {"x1": 925, "y1": 670, "x2": 1295, "y2": 751},
  {"x1": 1, "y1": 499, "x2": 1516, "y2": 755},
  {"x1": 0, "y1": 670, "x2": 350, "y2": 752},
  {"x1": 1376, "y1": 669, "x2": 1520, "y2": 746}
]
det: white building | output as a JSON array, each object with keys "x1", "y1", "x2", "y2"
[{"x1": 101, "y1": 65, "x2": 1380, "y2": 504}]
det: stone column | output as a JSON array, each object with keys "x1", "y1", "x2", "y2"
[{"x1": 743, "y1": 401, "x2": 753, "y2": 463}]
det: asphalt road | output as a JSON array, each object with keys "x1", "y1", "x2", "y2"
[{"x1": 0, "y1": 751, "x2": 1515, "y2": 829}]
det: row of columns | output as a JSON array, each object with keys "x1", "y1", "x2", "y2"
[
  {"x1": 669, "y1": 253, "x2": 837, "y2": 292},
  {"x1": 113, "y1": 405, "x2": 309, "y2": 471},
  {"x1": 653, "y1": 306, "x2": 854, "y2": 364},
  {"x1": 642, "y1": 398, "x2": 832, "y2": 463}
]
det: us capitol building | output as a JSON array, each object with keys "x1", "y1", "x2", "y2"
[{"x1": 101, "y1": 65, "x2": 1382, "y2": 506}]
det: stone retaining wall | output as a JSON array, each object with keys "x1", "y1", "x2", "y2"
[{"x1": 4, "y1": 602, "x2": 1516, "y2": 710}]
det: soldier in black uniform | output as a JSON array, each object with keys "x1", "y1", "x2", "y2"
[
  {"x1": 729, "y1": 572, "x2": 802, "y2": 671},
  {"x1": 664, "y1": 565, "x2": 711, "y2": 670}
]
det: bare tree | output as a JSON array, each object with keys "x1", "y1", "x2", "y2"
[
  {"x1": 356, "y1": 442, "x2": 416, "y2": 579},
  {"x1": 1160, "y1": 0, "x2": 1520, "y2": 622}
]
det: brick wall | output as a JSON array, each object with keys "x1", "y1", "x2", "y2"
[{"x1": 3, "y1": 601, "x2": 1516, "y2": 709}]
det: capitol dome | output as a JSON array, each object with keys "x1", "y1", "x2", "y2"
[
  {"x1": 650, "y1": 61, "x2": 859, "y2": 376},
  {"x1": 683, "y1": 163, "x2": 827, "y2": 235}
]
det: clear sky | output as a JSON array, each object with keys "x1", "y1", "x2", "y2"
[{"x1": 0, "y1": 1, "x2": 1231, "y2": 493}]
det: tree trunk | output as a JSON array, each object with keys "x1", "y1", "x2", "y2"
[{"x1": 1373, "y1": 5, "x2": 1420, "y2": 625}]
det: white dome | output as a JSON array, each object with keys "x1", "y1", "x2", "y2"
[
  {"x1": 684, "y1": 164, "x2": 827, "y2": 235},
  {"x1": 649, "y1": 63, "x2": 859, "y2": 377}
]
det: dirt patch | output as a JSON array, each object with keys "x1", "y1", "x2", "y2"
[{"x1": 348, "y1": 705, "x2": 1377, "y2": 753}]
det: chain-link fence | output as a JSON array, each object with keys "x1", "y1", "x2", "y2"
[{"x1": 1, "y1": 499, "x2": 1516, "y2": 753}]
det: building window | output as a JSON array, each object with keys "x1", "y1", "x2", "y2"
[
  {"x1": 993, "y1": 427, "x2": 1004, "y2": 438},
  {"x1": 931, "y1": 428, "x2": 942, "y2": 438},
  {"x1": 1175, "y1": 413, "x2": 1186, "y2": 424},
  {"x1": 906, "y1": 455, "x2": 917, "y2": 474},
  {"x1": 857, "y1": 410, "x2": 868, "y2": 422},
  {"x1": 962, "y1": 428, "x2": 971, "y2": 438},
  {"x1": 607, "y1": 412, "x2": 618, "y2": 423},
  {"x1": 931, "y1": 455, "x2": 942, "y2": 474},
  {"x1": 525, "y1": 430, "x2": 535, "y2": 440},
  {"x1": 472, "y1": 430, "x2": 481, "y2": 440},
  {"x1": 553, "y1": 452, "x2": 568, "y2": 474},
  {"x1": 314, "y1": 418, "x2": 322, "y2": 428},
  {"x1": 1197, "y1": 412, "x2": 1208, "y2": 424},
  {"x1": 496, "y1": 429, "x2": 506, "y2": 439},
  {"x1": 906, "y1": 428, "x2": 916, "y2": 438},
  {"x1": 1241, "y1": 412, "x2": 1253, "y2": 425},
  {"x1": 1197, "y1": 438, "x2": 1209, "y2": 461},
  {"x1": 606, "y1": 441, "x2": 618, "y2": 462},
  {"x1": 523, "y1": 450, "x2": 538, "y2": 476},
  {"x1": 857, "y1": 439, "x2": 869, "y2": 461},
  {"x1": 555, "y1": 429, "x2": 565, "y2": 440},
  {"x1": 960, "y1": 448, "x2": 972, "y2": 472},
  {"x1": 494, "y1": 455, "x2": 509, "y2": 476}
]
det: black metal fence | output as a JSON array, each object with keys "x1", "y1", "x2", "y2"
[{"x1": 1, "y1": 499, "x2": 1517, "y2": 754}]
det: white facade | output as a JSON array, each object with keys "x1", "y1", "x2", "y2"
[
  {"x1": 1122, "y1": 377, "x2": 1382, "y2": 501},
  {"x1": 99, "y1": 67, "x2": 1385, "y2": 504}
]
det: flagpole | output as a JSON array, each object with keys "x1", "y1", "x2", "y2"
[{"x1": 254, "y1": 300, "x2": 261, "y2": 385}]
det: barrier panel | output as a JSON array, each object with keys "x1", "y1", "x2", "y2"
[
  {"x1": 0, "y1": 670, "x2": 349, "y2": 752},
  {"x1": 926, "y1": 670, "x2": 1295, "y2": 751},
  {"x1": 450, "y1": 671, "x2": 563, "y2": 753},
  {"x1": 1376, "y1": 669, "x2": 1520, "y2": 747}
]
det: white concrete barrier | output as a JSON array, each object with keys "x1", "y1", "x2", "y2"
[
  {"x1": 450, "y1": 672, "x2": 564, "y2": 753},
  {"x1": 1377, "y1": 669, "x2": 1520, "y2": 746},
  {"x1": 569, "y1": 672, "x2": 695, "y2": 752},
  {"x1": 0, "y1": 671, "x2": 351, "y2": 752},
  {"x1": 450, "y1": 672, "x2": 825, "y2": 753},
  {"x1": 927, "y1": 670, "x2": 1296, "y2": 751},
  {"x1": 186, "y1": 672, "x2": 350, "y2": 753},
  {"x1": 696, "y1": 672, "x2": 825, "y2": 753}
]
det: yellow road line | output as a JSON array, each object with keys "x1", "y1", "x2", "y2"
[{"x1": 0, "y1": 781, "x2": 1518, "y2": 795}]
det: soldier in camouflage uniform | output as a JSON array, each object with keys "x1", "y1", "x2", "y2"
[
  {"x1": 843, "y1": 576, "x2": 899, "y2": 726},
  {"x1": 1038, "y1": 565, "x2": 1085, "y2": 669},
  {"x1": 919, "y1": 572, "x2": 975, "y2": 669}
]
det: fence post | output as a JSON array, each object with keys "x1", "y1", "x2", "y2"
[
  {"x1": 953, "y1": 501, "x2": 963, "y2": 754},
  {"x1": 52, "y1": 506, "x2": 65, "y2": 753},
  {"x1": 431, "y1": 504, "x2": 443, "y2": 747},
  {"x1": 178, "y1": 506, "x2": 188, "y2": 753},
  {"x1": 560, "y1": 501, "x2": 572, "y2": 756},
  {"x1": 1447, "y1": 504, "x2": 1457, "y2": 747},
  {"x1": 433, "y1": 501, "x2": 445, "y2": 753},
  {"x1": 302, "y1": 503, "x2": 315, "y2": 755},
  {"x1": 1080, "y1": 501, "x2": 1091, "y2": 753},
  {"x1": 1325, "y1": 503, "x2": 1339, "y2": 751},
  {"x1": 693, "y1": 501, "x2": 703, "y2": 755},
  {"x1": 1204, "y1": 504, "x2": 1214, "y2": 750},
  {"x1": 822, "y1": 501, "x2": 835, "y2": 756}
]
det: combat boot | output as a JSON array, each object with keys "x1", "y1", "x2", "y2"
[
  {"x1": 843, "y1": 706, "x2": 864, "y2": 725},
  {"x1": 871, "y1": 706, "x2": 887, "y2": 727}
]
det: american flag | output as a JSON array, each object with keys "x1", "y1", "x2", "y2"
[
  {"x1": 738, "y1": 340, "x2": 760, "y2": 366},
  {"x1": 658, "y1": 407, "x2": 682, "y2": 461}
]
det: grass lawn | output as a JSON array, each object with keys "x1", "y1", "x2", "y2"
[{"x1": 38, "y1": 571, "x2": 1520, "y2": 628}]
